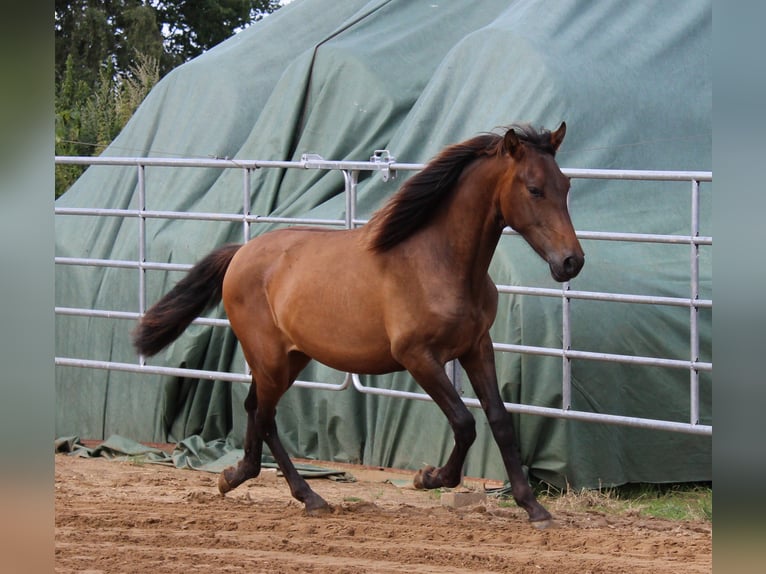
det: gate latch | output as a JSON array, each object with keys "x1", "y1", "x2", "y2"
[{"x1": 370, "y1": 150, "x2": 396, "y2": 182}]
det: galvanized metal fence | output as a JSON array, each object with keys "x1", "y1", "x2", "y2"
[{"x1": 55, "y1": 154, "x2": 712, "y2": 437}]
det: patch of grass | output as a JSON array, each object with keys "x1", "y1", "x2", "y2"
[
  {"x1": 429, "y1": 488, "x2": 444, "y2": 501},
  {"x1": 612, "y1": 483, "x2": 712, "y2": 522},
  {"x1": 531, "y1": 481, "x2": 712, "y2": 523},
  {"x1": 343, "y1": 496, "x2": 363, "y2": 503}
]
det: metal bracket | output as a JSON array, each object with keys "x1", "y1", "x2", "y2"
[
  {"x1": 370, "y1": 149, "x2": 397, "y2": 182},
  {"x1": 300, "y1": 153, "x2": 325, "y2": 167}
]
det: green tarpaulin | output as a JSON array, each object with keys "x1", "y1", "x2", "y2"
[
  {"x1": 56, "y1": 0, "x2": 711, "y2": 489},
  {"x1": 55, "y1": 435, "x2": 355, "y2": 479}
]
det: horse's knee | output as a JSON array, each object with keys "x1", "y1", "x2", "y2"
[
  {"x1": 453, "y1": 411, "x2": 476, "y2": 446},
  {"x1": 253, "y1": 414, "x2": 277, "y2": 441}
]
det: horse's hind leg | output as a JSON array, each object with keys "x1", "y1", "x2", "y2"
[
  {"x1": 257, "y1": 351, "x2": 329, "y2": 514},
  {"x1": 255, "y1": 399, "x2": 330, "y2": 515},
  {"x1": 218, "y1": 381, "x2": 263, "y2": 494},
  {"x1": 221, "y1": 348, "x2": 329, "y2": 514}
]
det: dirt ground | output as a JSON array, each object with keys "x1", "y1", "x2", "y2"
[{"x1": 55, "y1": 453, "x2": 711, "y2": 573}]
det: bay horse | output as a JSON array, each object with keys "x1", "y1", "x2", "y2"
[{"x1": 133, "y1": 122, "x2": 584, "y2": 527}]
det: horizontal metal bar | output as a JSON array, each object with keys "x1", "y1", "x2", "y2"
[
  {"x1": 55, "y1": 307, "x2": 139, "y2": 320},
  {"x1": 573, "y1": 230, "x2": 712, "y2": 246},
  {"x1": 496, "y1": 284, "x2": 712, "y2": 309},
  {"x1": 54, "y1": 259, "x2": 713, "y2": 311},
  {"x1": 54, "y1": 357, "x2": 710, "y2": 436},
  {"x1": 54, "y1": 206, "x2": 346, "y2": 227},
  {"x1": 54, "y1": 155, "x2": 404, "y2": 172},
  {"x1": 565, "y1": 348, "x2": 712, "y2": 372},
  {"x1": 56, "y1": 207, "x2": 713, "y2": 248},
  {"x1": 54, "y1": 257, "x2": 192, "y2": 271},
  {"x1": 56, "y1": 306, "x2": 712, "y2": 372},
  {"x1": 349, "y1": 375, "x2": 710, "y2": 436},
  {"x1": 55, "y1": 155, "x2": 711, "y2": 182},
  {"x1": 561, "y1": 168, "x2": 712, "y2": 182},
  {"x1": 54, "y1": 156, "x2": 316, "y2": 169},
  {"x1": 351, "y1": 220, "x2": 710, "y2": 248},
  {"x1": 501, "y1": 227, "x2": 712, "y2": 246},
  {"x1": 241, "y1": 215, "x2": 344, "y2": 226},
  {"x1": 482, "y1": 397, "x2": 712, "y2": 436},
  {"x1": 54, "y1": 357, "x2": 348, "y2": 392},
  {"x1": 55, "y1": 257, "x2": 145, "y2": 270},
  {"x1": 55, "y1": 306, "x2": 230, "y2": 327},
  {"x1": 493, "y1": 342, "x2": 712, "y2": 372}
]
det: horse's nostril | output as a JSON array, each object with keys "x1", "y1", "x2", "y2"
[{"x1": 563, "y1": 255, "x2": 583, "y2": 276}]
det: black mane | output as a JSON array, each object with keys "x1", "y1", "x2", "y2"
[
  {"x1": 507, "y1": 123, "x2": 558, "y2": 155},
  {"x1": 367, "y1": 125, "x2": 553, "y2": 252}
]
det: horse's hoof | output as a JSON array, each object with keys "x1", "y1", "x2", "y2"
[
  {"x1": 524, "y1": 502, "x2": 552, "y2": 526},
  {"x1": 413, "y1": 465, "x2": 436, "y2": 489},
  {"x1": 305, "y1": 499, "x2": 331, "y2": 517},
  {"x1": 217, "y1": 471, "x2": 233, "y2": 495}
]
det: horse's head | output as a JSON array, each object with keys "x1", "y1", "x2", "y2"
[{"x1": 497, "y1": 122, "x2": 584, "y2": 282}]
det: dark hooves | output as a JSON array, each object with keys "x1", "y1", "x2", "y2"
[
  {"x1": 530, "y1": 518, "x2": 553, "y2": 530},
  {"x1": 527, "y1": 505, "x2": 553, "y2": 529},
  {"x1": 217, "y1": 471, "x2": 233, "y2": 495},
  {"x1": 413, "y1": 465, "x2": 437, "y2": 490},
  {"x1": 305, "y1": 496, "x2": 331, "y2": 516}
]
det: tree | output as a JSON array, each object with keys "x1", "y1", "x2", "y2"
[
  {"x1": 155, "y1": 0, "x2": 280, "y2": 70},
  {"x1": 55, "y1": 0, "x2": 281, "y2": 197},
  {"x1": 55, "y1": 0, "x2": 279, "y2": 83}
]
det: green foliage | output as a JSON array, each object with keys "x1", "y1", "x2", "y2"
[
  {"x1": 156, "y1": 0, "x2": 282, "y2": 69},
  {"x1": 55, "y1": 53, "x2": 160, "y2": 197},
  {"x1": 606, "y1": 482, "x2": 713, "y2": 522},
  {"x1": 54, "y1": 0, "x2": 281, "y2": 197},
  {"x1": 489, "y1": 480, "x2": 712, "y2": 522}
]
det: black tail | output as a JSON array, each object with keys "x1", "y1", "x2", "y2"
[{"x1": 132, "y1": 243, "x2": 242, "y2": 356}]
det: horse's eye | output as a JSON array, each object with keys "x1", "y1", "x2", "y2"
[{"x1": 527, "y1": 186, "x2": 544, "y2": 198}]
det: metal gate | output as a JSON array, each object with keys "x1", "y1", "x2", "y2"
[{"x1": 55, "y1": 154, "x2": 712, "y2": 437}]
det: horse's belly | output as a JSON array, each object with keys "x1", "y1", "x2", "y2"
[
  {"x1": 284, "y1": 314, "x2": 401, "y2": 374},
  {"x1": 274, "y1": 277, "x2": 400, "y2": 373},
  {"x1": 302, "y1": 342, "x2": 404, "y2": 375}
]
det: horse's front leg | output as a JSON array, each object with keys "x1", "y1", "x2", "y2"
[
  {"x1": 396, "y1": 348, "x2": 476, "y2": 490},
  {"x1": 460, "y1": 333, "x2": 552, "y2": 527}
]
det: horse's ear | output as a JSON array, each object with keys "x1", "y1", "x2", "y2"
[
  {"x1": 550, "y1": 121, "x2": 566, "y2": 151},
  {"x1": 504, "y1": 129, "x2": 524, "y2": 159}
]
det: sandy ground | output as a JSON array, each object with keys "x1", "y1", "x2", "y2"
[{"x1": 55, "y1": 454, "x2": 711, "y2": 573}]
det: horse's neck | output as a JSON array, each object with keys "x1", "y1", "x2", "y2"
[{"x1": 435, "y1": 169, "x2": 504, "y2": 284}]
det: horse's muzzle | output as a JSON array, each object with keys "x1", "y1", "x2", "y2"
[{"x1": 550, "y1": 253, "x2": 584, "y2": 282}]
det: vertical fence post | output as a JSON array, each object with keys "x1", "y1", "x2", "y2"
[
  {"x1": 561, "y1": 190, "x2": 575, "y2": 410},
  {"x1": 243, "y1": 167, "x2": 252, "y2": 243},
  {"x1": 562, "y1": 281, "x2": 572, "y2": 410},
  {"x1": 343, "y1": 170, "x2": 359, "y2": 229},
  {"x1": 137, "y1": 163, "x2": 147, "y2": 366},
  {"x1": 242, "y1": 167, "x2": 253, "y2": 377},
  {"x1": 689, "y1": 179, "x2": 701, "y2": 425}
]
